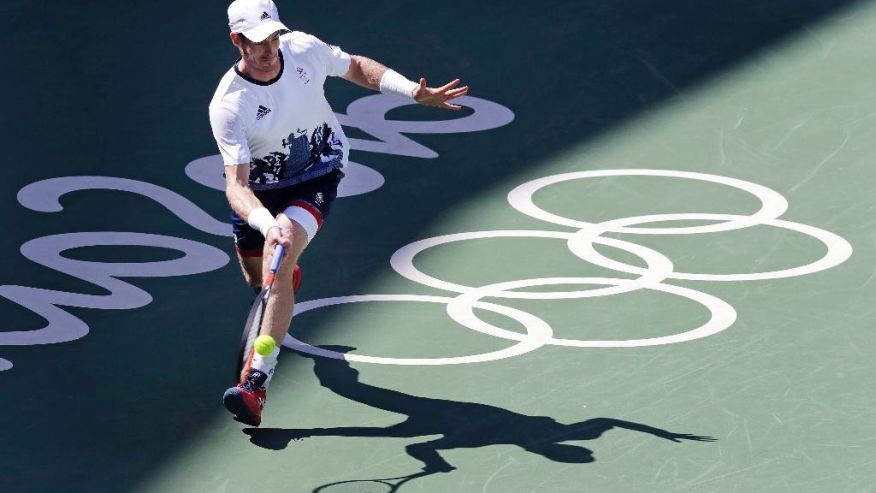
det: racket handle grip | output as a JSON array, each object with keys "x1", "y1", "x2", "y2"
[{"x1": 269, "y1": 244, "x2": 286, "y2": 273}]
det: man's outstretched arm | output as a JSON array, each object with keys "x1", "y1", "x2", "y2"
[{"x1": 342, "y1": 54, "x2": 469, "y2": 110}]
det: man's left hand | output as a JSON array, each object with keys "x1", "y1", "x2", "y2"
[{"x1": 413, "y1": 78, "x2": 469, "y2": 110}]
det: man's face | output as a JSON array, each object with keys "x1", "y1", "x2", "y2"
[{"x1": 237, "y1": 32, "x2": 281, "y2": 73}]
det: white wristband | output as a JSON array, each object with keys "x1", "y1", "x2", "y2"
[
  {"x1": 379, "y1": 69, "x2": 418, "y2": 99},
  {"x1": 247, "y1": 207, "x2": 281, "y2": 238}
]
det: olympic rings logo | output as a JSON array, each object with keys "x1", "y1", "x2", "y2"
[{"x1": 284, "y1": 169, "x2": 853, "y2": 365}]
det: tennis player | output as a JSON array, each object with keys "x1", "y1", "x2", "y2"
[{"x1": 209, "y1": 0, "x2": 468, "y2": 426}]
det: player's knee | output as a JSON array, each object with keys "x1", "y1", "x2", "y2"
[{"x1": 278, "y1": 209, "x2": 316, "y2": 247}]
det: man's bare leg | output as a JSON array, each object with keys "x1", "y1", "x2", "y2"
[{"x1": 259, "y1": 213, "x2": 309, "y2": 345}]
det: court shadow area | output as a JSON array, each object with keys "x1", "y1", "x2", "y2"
[{"x1": 245, "y1": 346, "x2": 715, "y2": 478}]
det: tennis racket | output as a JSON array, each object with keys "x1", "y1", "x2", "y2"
[{"x1": 236, "y1": 244, "x2": 286, "y2": 382}]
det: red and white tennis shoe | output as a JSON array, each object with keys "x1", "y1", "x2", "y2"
[{"x1": 223, "y1": 368, "x2": 269, "y2": 426}]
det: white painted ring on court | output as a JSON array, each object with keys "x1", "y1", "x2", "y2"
[
  {"x1": 569, "y1": 213, "x2": 854, "y2": 281},
  {"x1": 283, "y1": 294, "x2": 554, "y2": 365},
  {"x1": 390, "y1": 230, "x2": 676, "y2": 298},
  {"x1": 507, "y1": 169, "x2": 789, "y2": 234},
  {"x1": 446, "y1": 277, "x2": 737, "y2": 348}
]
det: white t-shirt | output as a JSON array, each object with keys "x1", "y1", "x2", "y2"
[{"x1": 209, "y1": 32, "x2": 352, "y2": 190}]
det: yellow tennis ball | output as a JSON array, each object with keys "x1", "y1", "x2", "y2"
[{"x1": 254, "y1": 335, "x2": 276, "y2": 355}]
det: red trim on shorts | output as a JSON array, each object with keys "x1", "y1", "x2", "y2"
[
  {"x1": 236, "y1": 246, "x2": 263, "y2": 258},
  {"x1": 285, "y1": 200, "x2": 324, "y2": 230}
]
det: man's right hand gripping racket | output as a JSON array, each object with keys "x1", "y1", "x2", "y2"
[{"x1": 236, "y1": 245, "x2": 286, "y2": 382}]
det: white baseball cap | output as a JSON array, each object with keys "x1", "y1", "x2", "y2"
[{"x1": 227, "y1": 0, "x2": 289, "y2": 42}]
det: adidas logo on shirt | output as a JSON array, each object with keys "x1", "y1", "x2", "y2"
[
  {"x1": 256, "y1": 105, "x2": 272, "y2": 120},
  {"x1": 261, "y1": 11, "x2": 271, "y2": 20}
]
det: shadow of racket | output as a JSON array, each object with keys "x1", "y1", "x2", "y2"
[{"x1": 313, "y1": 470, "x2": 436, "y2": 493}]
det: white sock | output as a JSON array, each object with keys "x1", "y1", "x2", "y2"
[{"x1": 251, "y1": 345, "x2": 280, "y2": 389}]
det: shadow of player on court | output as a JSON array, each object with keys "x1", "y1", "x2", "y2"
[{"x1": 245, "y1": 346, "x2": 715, "y2": 474}]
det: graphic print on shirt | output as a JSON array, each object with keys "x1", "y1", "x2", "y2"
[{"x1": 249, "y1": 123, "x2": 344, "y2": 186}]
